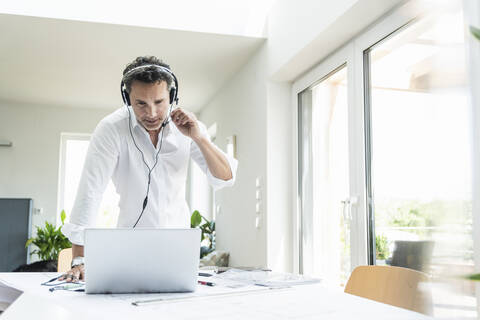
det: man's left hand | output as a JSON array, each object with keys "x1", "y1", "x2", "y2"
[{"x1": 171, "y1": 108, "x2": 202, "y2": 141}]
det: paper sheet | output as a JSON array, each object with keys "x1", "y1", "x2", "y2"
[{"x1": 213, "y1": 268, "x2": 321, "y2": 288}]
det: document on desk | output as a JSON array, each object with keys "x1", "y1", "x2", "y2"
[
  {"x1": 127, "y1": 269, "x2": 319, "y2": 306},
  {"x1": 213, "y1": 268, "x2": 321, "y2": 288},
  {"x1": 117, "y1": 275, "x2": 272, "y2": 306}
]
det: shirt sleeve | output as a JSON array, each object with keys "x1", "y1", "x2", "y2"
[
  {"x1": 62, "y1": 119, "x2": 120, "y2": 245},
  {"x1": 190, "y1": 122, "x2": 238, "y2": 191}
]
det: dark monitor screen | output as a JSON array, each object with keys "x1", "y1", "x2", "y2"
[{"x1": 0, "y1": 198, "x2": 32, "y2": 271}]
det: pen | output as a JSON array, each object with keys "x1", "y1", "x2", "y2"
[
  {"x1": 41, "y1": 275, "x2": 67, "y2": 286},
  {"x1": 198, "y1": 280, "x2": 215, "y2": 287},
  {"x1": 198, "y1": 272, "x2": 212, "y2": 277},
  {"x1": 49, "y1": 283, "x2": 85, "y2": 292}
]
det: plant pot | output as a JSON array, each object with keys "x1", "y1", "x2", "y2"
[{"x1": 12, "y1": 259, "x2": 57, "y2": 272}]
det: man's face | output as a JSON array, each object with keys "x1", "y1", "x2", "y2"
[{"x1": 129, "y1": 80, "x2": 170, "y2": 132}]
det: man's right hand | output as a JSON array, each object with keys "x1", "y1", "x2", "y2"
[
  {"x1": 59, "y1": 243, "x2": 85, "y2": 283},
  {"x1": 59, "y1": 264, "x2": 85, "y2": 283}
]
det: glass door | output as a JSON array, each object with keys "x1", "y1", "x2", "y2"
[{"x1": 298, "y1": 61, "x2": 356, "y2": 287}]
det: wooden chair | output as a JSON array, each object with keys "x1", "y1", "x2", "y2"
[
  {"x1": 344, "y1": 265, "x2": 432, "y2": 315},
  {"x1": 57, "y1": 248, "x2": 73, "y2": 273}
]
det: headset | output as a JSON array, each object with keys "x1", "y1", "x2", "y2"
[
  {"x1": 121, "y1": 64, "x2": 179, "y2": 109},
  {"x1": 120, "y1": 64, "x2": 179, "y2": 228}
]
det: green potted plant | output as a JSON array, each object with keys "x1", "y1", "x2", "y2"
[
  {"x1": 25, "y1": 210, "x2": 72, "y2": 263},
  {"x1": 190, "y1": 210, "x2": 215, "y2": 258},
  {"x1": 375, "y1": 234, "x2": 390, "y2": 261}
]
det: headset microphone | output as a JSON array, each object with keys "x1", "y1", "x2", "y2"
[{"x1": 120, "y1": 64, "x2": 179, "y2": 228}]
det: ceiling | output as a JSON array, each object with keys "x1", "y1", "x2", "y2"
[
  {"x1": 1, "y1": 0, "x2": 274, "y2": 38},
  {"x1": 0, "y1": 13, "x2": 265, "y2": 112}
]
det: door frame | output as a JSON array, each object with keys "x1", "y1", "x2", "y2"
[{"x1": 292, "y1": 43, "x2": 367, "y2": 274}]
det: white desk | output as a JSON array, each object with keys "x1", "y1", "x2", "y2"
[{"x1": 0, "y1": 272, "x2": 430, "y2": 319}]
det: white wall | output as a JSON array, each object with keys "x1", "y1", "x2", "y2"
[
  {"x1": 199, "y1": 46, "x2": 269, "y2": 268},
  {"x1": 267, "y1": 0, "x2": 403, "y2": 81},
  {"x1": 0, "y1": 101, "x2": 112, "y2": 235},
  {"x1": 266, "y1": 82, "x2": 292, "y2": 272},
  {"x1": 267, "y1": 0, "x2": 358, "y2": 77},
  {"x1": 199, "y1": 48, "x2": 294, "y2": 271}
]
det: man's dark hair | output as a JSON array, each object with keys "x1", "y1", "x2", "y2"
[{"x1": 122, "y1": 56, "x2": 174, "y2": 93}]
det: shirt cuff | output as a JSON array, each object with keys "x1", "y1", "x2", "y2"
[
  {"x1": 206, "y1": 153, "x2": 238, "y2": 191},
  {"x1": 62, "y1": 222, "x2": 86, "y2": 246}
]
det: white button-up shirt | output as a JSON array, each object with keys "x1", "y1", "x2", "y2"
[{"x1": 62, "y1": 106, "x2": 238, "y2": 245}]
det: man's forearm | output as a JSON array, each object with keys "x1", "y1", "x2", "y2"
[
  {"x1": 72, "y1": 243, "x2": 84, "y2": 258},
  {"x1": 193, "y1": 136, "x2": 232, "y2": 181}
]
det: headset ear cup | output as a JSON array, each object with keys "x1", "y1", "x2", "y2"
[{"x1": 169, "y1": 88, "x2": 176, "y2": 105}]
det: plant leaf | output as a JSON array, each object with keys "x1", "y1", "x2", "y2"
[
  {"x1": 471, "y1": 26, "x2": 480, "y2": 41},
  {"x1": 25, "y1": 238, "x2": 33, "y2": 248},
  {"x1": 61, "y1": 210, "x2": 66, "y2": 225},
  {"x1": 465, "y1": 273, "x2": 480, "y2": 281},
  {"x1": 191, "y1": 210, "x2": 202, "y2": 228}
]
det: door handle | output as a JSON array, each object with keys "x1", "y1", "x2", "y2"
[{"x1": 341, "y1": 196, "x2": 358, "y2": 220}]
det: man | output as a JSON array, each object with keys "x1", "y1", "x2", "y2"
[{"x1": 60, "y1": 56, "x2": 237, "y2": 282}]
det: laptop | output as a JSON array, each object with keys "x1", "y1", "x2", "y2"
[{"x1": 84, "y1": 228, "x2": 200, "y2": 294}]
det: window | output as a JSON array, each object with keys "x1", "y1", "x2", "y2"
[
  {"x1": 295, "y1": 0, "x2": 476, "y2": 315},
  {"x1": 57, "y1": 133, "x2": 119, "y2": 228}
]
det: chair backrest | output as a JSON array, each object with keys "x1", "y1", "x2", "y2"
[
  {"x1": 57, "y1": 248, "x2": 73, "y2": 273},
  {"x1": 344, "y1": 265, "x2": 432, "y2": 315},
  {"x1": 390, "y1": 240, "x2": 434, "y2": 272}
]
